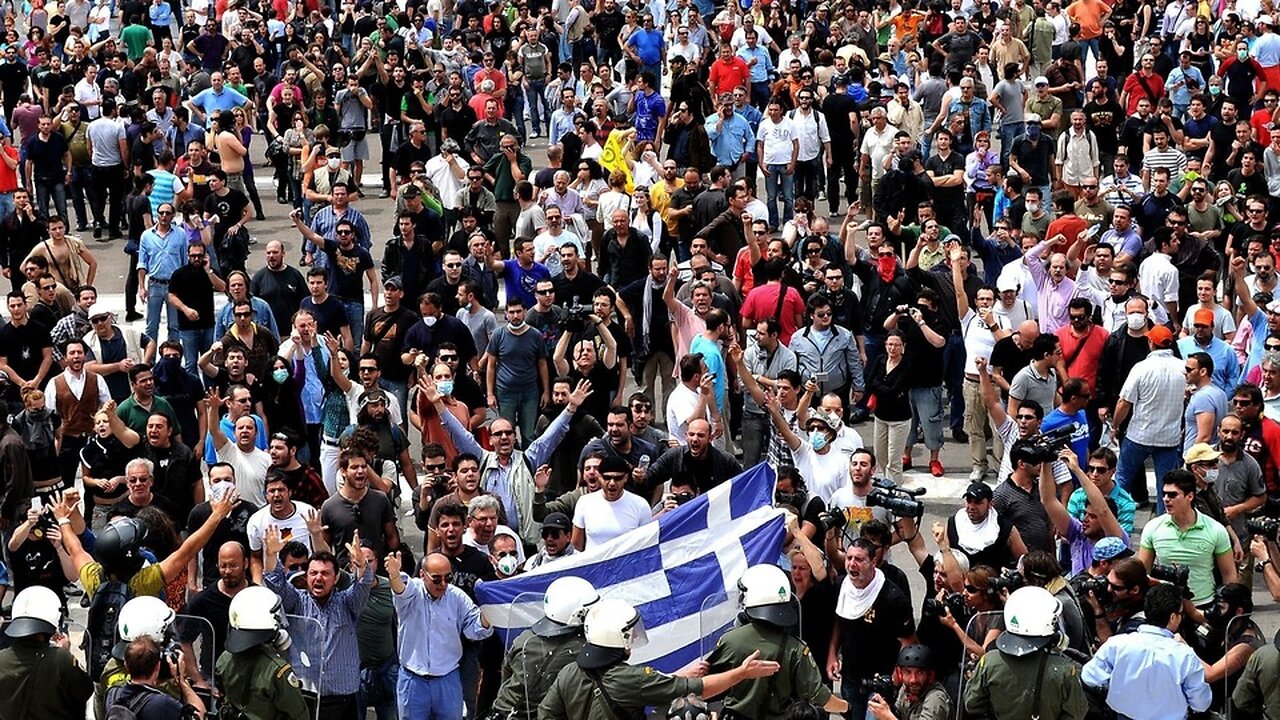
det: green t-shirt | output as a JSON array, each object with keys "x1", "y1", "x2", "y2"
[
  {"x1": 120, "y1": 24, "x2": 153, "y2": 62},
  {"x1": 1139, "y1": 511, "x2": 1232, "y2": 604}
]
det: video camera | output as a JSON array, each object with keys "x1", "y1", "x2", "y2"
[
  {"x1": 1247, "y1": 517, "x2": 1280, "y2": 542},
  {"x1": 867, "y1": 477, "x2": 926, "y2": 519},
  {"x1": 862, "y1": 674, "x2": 896, "y2": 701},
  {"x1": 1073, "y1": 574, "x2": 1110, "y2": 602},
  {"x1": 1022, "y1": 426, "x2": 1076, "y2": 464}
]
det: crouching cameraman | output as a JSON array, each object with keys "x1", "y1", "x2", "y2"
[{"x1": 866, "y1": 644, "x2": 951, "y2": 720}]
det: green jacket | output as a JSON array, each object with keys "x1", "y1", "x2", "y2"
[
  {"x1": 704, "y1": 622, "x2": 834, "y2": 719},
  {"x1": 215, "y1": 645, "x2": 311, "y2": 720},
  {"x1": 1233, "y1": 644, "x2": 1280, "y2": 720},
  {"x1": 493, "y1": 630, "x2": 583, "y2": 720},
  {"x1": 539, "y1": 661, "x2": 702, "y2": 720},
  {"x1": 963, "y1": 649, "x2": 1087, "y2": 720},
  {"x1": 0, "y1": 638, "x2": 94, "y2": 720}
]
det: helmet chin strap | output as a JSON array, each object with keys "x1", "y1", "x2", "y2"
[{"x1": 272, "y1": 629, "x2": 292, "y2": 653}]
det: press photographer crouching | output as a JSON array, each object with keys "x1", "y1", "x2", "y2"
[
  {"x1": 866, "y1": 644, "x2": 951, "y2": 720},
  {"x1": 1071, "y1": 539, "x2": 1143, "y2": 645}
]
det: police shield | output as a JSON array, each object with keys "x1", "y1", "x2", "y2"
[
  {"x1": 501, "y1": 591, "x2": 547, "y2": 720},
  {"x1": 174, "y1": 613, "x2": 218, "y2": 712},
  {"x1": 698, "y1": 590, "x2": 741, "y2": 659},
  {"x1": 284, "y1": 614, "x2": 325, "y2": 720}
]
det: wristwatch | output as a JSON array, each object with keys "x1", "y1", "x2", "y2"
[{"x1": 1256, "y1": 559, "x2": 1274, "y2": 573}]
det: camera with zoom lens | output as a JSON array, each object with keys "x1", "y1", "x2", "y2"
[
  {"x1": 1247, "y1": 517, "x2": 1280, "y2": 542},
  {"x1": 817, "y1": 508, "x2": 848, "y2": 534},
  {"x1": 862, "y1": 674, "x2": 896, "y2": 700},
  {"x1": 866, "y1": 478, "x2": 926, "y2": 519},
  {"x1": 988, "y1": 567, "x2": 1025, "y2": 594},
  {"x1": 1150, "y1": 563, "x2": 1190, "y2": 595},
  {"x1": 563, "y1": 302, "x2": 595, "y2": 332},
  {"x1": 1073, "y1": 574, "x2": 1111, "y2": 602},
  {"x1": 922, "y1": 591, "x2": 967, "y2": 619},
  {"x1": 1022, "y1": 426, "x2": 1076, "y2": 464}
]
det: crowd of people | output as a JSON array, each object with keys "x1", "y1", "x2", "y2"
[{"x1": 2, "y1": 0, "x2": 1280, "y2": 716}]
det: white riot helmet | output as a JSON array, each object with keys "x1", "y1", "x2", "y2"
[
  {"x1": 578, "y1": 598, "x2": 648, "y2": 670},
  {"x1": 5, "y1": 586, "x2": 61, "y2": 639},
  {"x1": 737, "y1": 564, "x2": 799, "y2": 627},
  {"x1": 227, "y1": 586, "x2": 289, "y2": 653},
  {"x1": 112, "y1": 596, "x2": 177, "y2": 660},
  {"x1": 532, "y1": 577, "x2": 600, "y2": 638},
  {"x1": 996, "y1": 586, "x2": 1063, "y2": 657}
]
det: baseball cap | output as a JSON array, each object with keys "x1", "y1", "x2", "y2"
[
  {"x1": 1193, "y1": 308, "x2": 1215, "y2": 326},
  {"x1": 1260, "y1": 14, "x2": 1274, "y2": 25},
  {"x1": 401, "y1": 184, "x2": 422, "y2": 198},
  {"x1": 1146, "y1": 325, "x2": 1175, "y2": 348},
  {"x1": 1267, "y1": 298, "x2": 1280, "y2": 314},
  {"x1": 542, "y1": 512, "x2": 572, "y2": 533},
  {"x1": 86, "y1": 303, "x2": 110, "y2": 320},
  {"x1": 598, "y1": 456, "x2": 632, "y2": 476},
  {"x1": 963, "y1": 482, "x2": 993, "y2": 502},
  {"x1": 996, "y1": 275, "x2": 1020, "y2": 292},
  {"x1": 1025, "y1": 112, "x2": 1042, "y2": 125},
  {"x1": 1184, "y1": 443, "x2": 1222, "y2": 465},
  {"x1": 1033, "y1": 76, "x2": 1049, "y2": 86},
  {"x1": 942, "y1": 233, "x2": 962, "y2": 245},
  {"x1": 383, "y1": 275, "x2": 404, "y2": 290},
  {"x1": 1092, "y1": 536, "x2": 1133, "y2": 562}
]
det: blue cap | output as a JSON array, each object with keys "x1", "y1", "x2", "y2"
[{"x1": 1093, "y1": 536, "x2": 1133, "y2": 562}]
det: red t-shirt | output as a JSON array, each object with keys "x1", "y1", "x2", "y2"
[
  {"x1": 0, "y1": 146, "x2": 19, "y2": 193},
  {"x1": 709, "y1": 57, "x2": 751, "y2": 97},
  {"x1": 1055, "y1": 324, "x2": 1109, "y2": 392},
  {"x1": 741, "y1": 283, "x2": 806, "y2": 344},
  {"x1": 1046, "y1": 215, "x2": 1088, "y2": 254}
]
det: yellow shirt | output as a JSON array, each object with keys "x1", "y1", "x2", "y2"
[
  {"x1": 80, "y1": 562, "x2": 165, "y2": 600},
  {"x1": 650, "y1": 179, "x2": 685, "y2": 233}
]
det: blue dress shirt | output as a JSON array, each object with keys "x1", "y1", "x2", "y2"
[
  {"x1": 1081, "y1": 625, "x2": 1213, "y2": 720},
  {"x1": 392, "y1": 576, "x2": 493, "y2": 677}
]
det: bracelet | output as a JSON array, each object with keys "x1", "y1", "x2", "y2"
[
  {"x1": 1257, "y1": 559, "x2": 1274, "y2": 572},
  {"x1": 56, "y1": 517, "x2": 71, "y2": 526}
]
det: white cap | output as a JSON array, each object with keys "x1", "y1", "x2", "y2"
[
  {"x1": 86, "y1": 303, "x2": 110, "y2": 320},
  {"x1": 1260, "y1": 14, "x2": 1273, "y2": 25},
  {"x1": 1033, "y1": 75, "x2": 1049, "y2": 86},
  {"x1": 1025, "y1": 112, "x2": 1043, "y2": 124},
  {"x1": 996, "y1": 275, "x2": 1020, "y2": 292}
]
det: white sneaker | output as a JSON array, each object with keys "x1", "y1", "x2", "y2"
[{"x1": 968, "y1": 468, "x2": 988, "y2": 482}]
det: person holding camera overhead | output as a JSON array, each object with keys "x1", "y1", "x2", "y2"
[{"x1": 883, "y1": 288, "x2": 948, "y2": 477}]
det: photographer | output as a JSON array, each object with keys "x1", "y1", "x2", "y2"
[
  {"x1": 107, "y1": 636, "x2": 206, "y2": 719},
  {"x1": 902, "y1": 515, "x2": 971, "y2": 683},
  {"x1": 1018, "y1": 550, "x2": 1089, "y2": 653},
  {"x1": 1085, "y1": 557, "x2": 1151, "y2": 644},
  {"x1": 1191, "y1": 583, "x2": 1264, "y2": 709},
  {"x1": 822, "y1": 449, "x2": 898, "y2": 565},
  {"x1": 1039, "y1": 447, "x2": 1127, "y2": 575},
  {"x1": 884, "y1": 289, "x2": 948, "y2": 477},
  {"x1": 866, "y1": 644, "x2": 951, "y2": 720},
  {"x1": 993, "y1": 439, "x2": 1056, "y2": 554},
  {"x1": 775, "y1": 465, "x2": 826, "y2": 541},
  {"x1": 974, "y1": 358, "x2": 1072, "y2": 493}
]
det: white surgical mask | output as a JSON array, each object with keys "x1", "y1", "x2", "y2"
[
  {"x1": 327, "y1": 157, "x2": 341, "y2": 170},
  {"x1": 423, "y1": 315, "x2": 438, "y2": 327},
  {"x1": 808, "y1": 430, "x2": 828, "y2": 451},
  {"x1": 497, "y1": 554, "x2": 519, "y2": 576},
  {"x1": 1126, "y1": 312, "x2": 1147, "y2": 331}
]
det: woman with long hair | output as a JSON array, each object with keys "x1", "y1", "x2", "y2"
[
  {"x1": 866, "y1": 331, "x2": 913, "y2": 482},
  {"x1": 233, "y1": 107, "x2": 266, "y2": 220}
]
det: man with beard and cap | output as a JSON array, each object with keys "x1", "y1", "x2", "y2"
[
  {"x1": 540, "y1": 598, "x2": 780, "y2": 720},
  {"x1": 866, "y1": 644, "x2": 950, "y2": 720},
  {"x1": 338, "y1": 388, "x2": 416, "y2": 501},
  {"x1": 217, "y1": 585, "x2": 310, "y2": 720},
  {"x1": 82, "y1": 303, "x2": 156, "y2": 401},
  {"x1": 965, "y1": 586, "x2": 1086, "y2": 719},
  {"x1": 0, "y1": 585, "x2": 94, "y2": 718},
  {"x1": 523, "y1": 512, "x2": 576, "y2": 571},
  {"x1": 706, "y1": 563, "x2": 848, "y2": 718},
  {"x1": 490, "y1": 577, "x2": 600, "y2": 720}
]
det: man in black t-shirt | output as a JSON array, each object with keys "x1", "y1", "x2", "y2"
[
  {"x1": 202, "y1": 170, "x2": 251, "y2": 274},
  {"x1": 833, "y1": 538, "x2": 916, "y2": 718},
  {"x1": 185, "y1": 467, "x2": 257, "y2": 586},
  {"x1": 0, "y1": 291, "x2": 54, "y2": 391},
  {"x1": 178, "y1": 540, "x2": 254, "y2": 681},
  {"x1": 925, "y1": 129, "x2": 968, "y2": 235},
  {"x1": 320, "y1": 219, "x2": 378, "y2": 347},
  {"x1": 167, "y1": 243, "x2": 225, "y2": 372}
]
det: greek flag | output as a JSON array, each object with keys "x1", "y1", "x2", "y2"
[{"x1": 475, "y1": 463, "x2": 786, "y2": 673}]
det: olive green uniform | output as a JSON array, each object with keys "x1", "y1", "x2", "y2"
[
  {"x1": 216, "y1": 645, "x2": 311, "y2": 720},
  {"x1": 1232, "y1": 644, "x2": 1280, "y2": 719},
  {"x1": 893, "y1": 682, "x2": 951, "y2": 720},
  {"x1": 493, "y1": 629, "x2": 583, "y2": 720},
  {"x1": 963, "y1": 649, "x2": 1087, "y2": 720},
  {"x1": 539, "y1": 661, "x2": 703, "y2": 720},
  {"x1": 703, "y1": 622, "x2": 834, "y2": 719},
  {"x1": 0, "y1": 637, "x2": 95, "y2": 720},
  {"x1": 94, "y1": 656, "x2": 183, "y2": 720}
]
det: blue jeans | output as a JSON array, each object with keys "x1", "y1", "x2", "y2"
[
  {"x1": 526, "y1": 77, "x2": 548, "y2": 135},
  {"x1": 1080, "y1": 37, "x2": 1100, "y2": 66},
  {"x1": 840, "y1": 680, "x2": 870, "y2": 720},
  {"x1": 1116, "y1": 437, "x2": 1181, "y2": 512},
  {"x1": 497, "y1": 382, "x2": 540, "y2": 447},
  {"x1": 179, "y1": 327, "x2": 215, "y2": 373},
  {"x1": 397, "y1": 667, "x2": 462, "y2": 720},
  {"x1": 907, "y1": 386, "x2": 945, "y2": 451},
  {"x1": 342, "y1": 298, "x2": 366, "y2": 350},
  {"x1": 358, "y1": 657, "x2": 399, "y2": 720},
  {"x1": 34, "y1": 179, "x2": 67, "y2": 223},
  {"x1": 1000, "y1": 122, "x2": 1024, "y2": 167},
  {"x1": 380, "y1": 377, "x2": 409, "y2": 429},
  {"x1": 764, "y1": 164, "x2": 794, "y2": 229},
  {"x1": 147, "y1": 280, "x2": 180, "y2": 343},
  {"x1": 0, "y1": 192, "x2": 14, "y2": 226}
]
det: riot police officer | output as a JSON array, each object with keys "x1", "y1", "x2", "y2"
[
  {"x1": 216, "y1": 585, "x2": 310, "y2": 720},
  {"x1": 539, "y1": 598, "x2": 782, "y2": 720},
  {"x1": 489, "y1": 576, "x2": 600, "y2": 720},
  {"x1": 0, "y1": 586, "x2": 94, "y2": 719},
  {"x1": 963, "y1": 586, "x2": 1087, "y2": 720},
  {"x1": 705, "y1": 564, "x2": 848, "y2": 719}
]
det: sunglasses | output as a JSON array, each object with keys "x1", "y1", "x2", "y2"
[{"x1": 234, "y1": 311, "x2": 252, "y2": 318}]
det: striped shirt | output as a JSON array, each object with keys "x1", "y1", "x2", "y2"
[
  {"x1": 264, "y1": 564, "x2": 373, "y2": 696},
  {"x1": 1142, "y1": 146, "x2": 1189, "y2": 180}
]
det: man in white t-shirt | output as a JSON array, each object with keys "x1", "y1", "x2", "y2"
[
  {"x1": 666, "y1": 354, "x2": 719, "y2": 444},
  {"x1": 572, "y1": 456, "x2": 653, "y2": 550},
  {"x1": 756, "y1": 100, "x2": 799, "y2": 229},
  {"x1": 209, "y1": 396, "x2": 272, "y2": 505},
  {"x1": 953, "y1": 248, "x2": 1013, "y2": 481},
  {"x1": 245, "y1": 472, "x2": 325, "y2": 582}
]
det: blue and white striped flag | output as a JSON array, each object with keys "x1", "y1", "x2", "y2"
[{"x1": 475, "y1": 463, "x2": 786, "y2": 673}]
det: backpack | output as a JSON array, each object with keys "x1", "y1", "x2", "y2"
[
  {"x1": 84, "y1": 580, "x2": 132, "y2": 681},
  {"x1": 104, "y1": 684, "x2": 157, "y2": 720}
]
